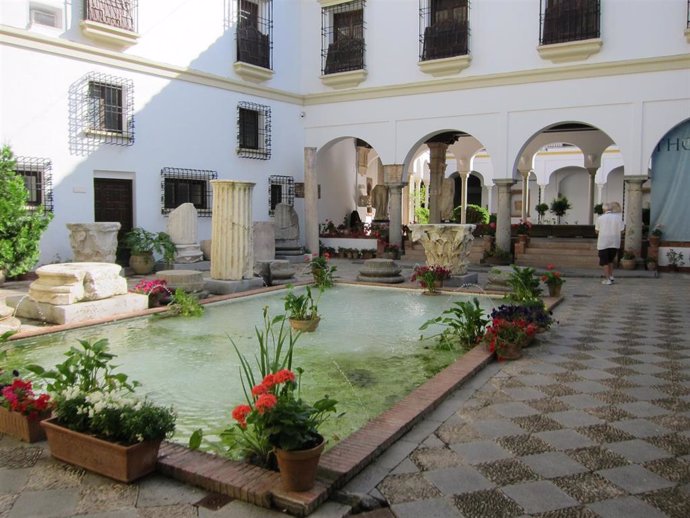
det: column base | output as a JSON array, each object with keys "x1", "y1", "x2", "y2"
[{"x1": 204, "y1": 277, "x2": 265, "y2": 295}]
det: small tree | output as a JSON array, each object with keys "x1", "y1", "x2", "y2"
[
  {"x1": 535, "y1": 203, "x2": 549, "y2": 223},
  {"x1": 549, "y1": 196, "x2": 572, "y2": 224},
  {"x1": 0, "y1": 146, "x2": 53, "y2": 278}
]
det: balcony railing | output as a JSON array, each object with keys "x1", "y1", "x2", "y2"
[
  {"x1": 540, "y1": 0, "x2": 600, "y2": 45},
  {"x1": 419, "y1": 2, "x2": 470, "y2": 61},
  {"x1": 83, "y1": 0, "x2": 137, "y2": 32},
  {"x1": 321, "y1": 0, "x2": 366, "y2": 75}
]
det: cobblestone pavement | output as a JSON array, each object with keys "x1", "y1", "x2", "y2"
[{"x1": 1, "y1": 267, "x2": 688, "y2": 517}]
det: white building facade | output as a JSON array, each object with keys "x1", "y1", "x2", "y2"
[{"x1": 1, "y1": 0, "x2": 689, "y2": 266}]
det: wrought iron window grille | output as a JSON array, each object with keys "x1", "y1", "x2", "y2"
[
  {"x1": 687, "y1": 0, "x2": 690, "y2": 28},
  {"x1": 83, "y1": 0, "x2": 137, "y2": 32},
  {"x1": 237, "y1": 101, "x2": 271, "y2": 160},
  {"x1": 69, "y1": 72, "x2": 134, "y2": 155},
  {"x1": 161, "y1": 167, "x2": 217, "y2": 217},
  {"x1": 540, "y1": 0, "x2": 600, "y2": 46},
  {"x1": 268, "y1": 175, "x2": 295, "y2": 216},
  {"x1": 321, "y1": 0, "x2": 366, "y2": 75},
  {"x1": 14, "y1": 157, "x2": 54, "y2": 212},
  {"x1": 419, "y1": 0, "x2": 470, "y2": 61},
  {"x1": 236, "y1": 0, "x2": 273, "y2": 69}
]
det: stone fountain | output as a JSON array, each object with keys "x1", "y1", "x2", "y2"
[{"x1": 409, "y1": 224, "x2": 478, "y2": 286}]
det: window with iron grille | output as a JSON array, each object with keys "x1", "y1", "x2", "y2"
[
  {"x1": 322, "y1": 0, "x2": 365, "y2": 75},
  {"x1": 540, "y1": 0, "x2": 600, "y2": 45},
  {"x1": 237, "y1": 101, "x2": 271, "y2": 159},
  {"x1": 14, "y1": 157, "x2": 54, "y2": 212},
  {"x1": 268, "y1": 175, "x2": 295, "y2": 216},
  {"x1": 83, "y1": 0, "x2": 137, "y2": 32},
  {"x1": 161, "y1": 168, "x2": 217, "y2": 217},
  {"x1": 419, "y1": 0, "x2": 469, "y2": 61},
  {"x1": 236, "y1": 0, "x2": 272, "y2": 69}
]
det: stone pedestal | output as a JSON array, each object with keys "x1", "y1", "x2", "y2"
[
  {"x1": 357, "y1": 259, "x2": 404, "y2": 283},
  {"x1": 274, "y1": 203, "x2": 304, "y2": 261},
  {"x1": 167, "y1": 203, "x2": 203, "y2": 263},
  {"x1": 6, "y1": 293, "x2": 148, "y2": 325},
  {"x1": 269, "y1": 260, "x2": 297, "y2": 285},
  {"x1": 495, "y1": 179, "x2": 514, "y2": 253},
  {"x1": 210, "y1": 180, "x2": 255, "y2": 280},
  {"x1": 204, "y1": 277, "x2": 265, "y2": 295},
  {"x1": 444, "y1": 273, "x2": 479, "y2": 288},
  {"x1": 485, "y1": 266, "x2": 513, "y2": 293},
  {"x1": 67, "y1": 223, "x2": 120, "y2": 263},
  {"x1": 28, "y1": 263, "x2": 127, "y2": 305},
  {"x1": 254, "y1": 222, "x2": 276, "y2": 262},
  {"x1": 155, "y1": 270, "x2": 204, "y2": 293},
  {"x1": 409, "y1": 224, "x2": 476, "y2": 275}
]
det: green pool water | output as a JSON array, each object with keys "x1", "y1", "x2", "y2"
[{"x1": 4, "y1": 285, "x2": 494, "y2": 450}]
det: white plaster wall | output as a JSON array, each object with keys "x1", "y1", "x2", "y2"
[
  {"x1": 0, "y1": 43, "x2": 305, "y2": 264},
  {"x1": 299, "y1": 0, "x2": 690, "y2": 93},
  {"x1": 316, "y1": 139, "x2": 358, "y2": 226}
]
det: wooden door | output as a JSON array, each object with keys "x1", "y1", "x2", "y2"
[{"x1": 94, "y1": 178, "x2": 133, "y2": 265}]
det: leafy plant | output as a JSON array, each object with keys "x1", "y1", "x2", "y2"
[
  {"x1": 456, "y1": 204, "x2": 489, "y2": 224},
  {"x1": 505, "y1": 266, "x2": 542, "y2": 303},
  {"x1": 540, "y1": 264, "x2": 565, "y2": 287},
  {"x1": 651, "y1": 226, "x2": 663, "y2": 237},
  {"x1": 411, "y1": 265, "x2": 451, "y2": 293},
  {"x1": 414, "y1": 185, "x2": 430, "y2": 224},
  {"x1": 593, "y1": 203, "x2": 604, "y2": 215},
  {"x1": 283, "y1": 285, "x2": 320, "y2": 321},
  {"x1": 420, "y1": 298, "x2": 489, "y2": 350},
  {"x1": 27, "y1": 338, "x2": 139, "y2": 395},
  {"x1": 490, "y1": 304, "x2": 553, "y2": 331},
  {"x1": 0, "y1": 146, "x2": 53, "y2": 278},
  {"x1": 512, "y1": 219, "x2": 532, "y2": 235},
  {"x1": 622, "y1": 250, "x2": 635, "y2": 260},
  {"x1": 550, "y1": 196, "x2": 572, "y2": 223},
  {"x1": 482, "y1": 318, "x2": 537, "y2": 358},
  {"x1": 123, "y1": 227, "x2": 176, "y2": 263},
  {"x1": 165, "y1": 288, "x2": 204, "y2": 317},
  {"x1": 310, "y1": 255, "x2": 336, "y2": 289},
  {"x1": 666, "y1": 249, "x2": 685, "y2": 267},
  {"x1": 536, "y1": 203, "x2": 549, "y2": 217}
]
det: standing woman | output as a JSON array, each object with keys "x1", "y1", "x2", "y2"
[{"x1": 595, "y1": 202, "x2": 625, "y2": 285}]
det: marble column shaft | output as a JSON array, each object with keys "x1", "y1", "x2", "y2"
[
  {"x1": 495, "y1": 179, "x2": 514, "y2": 252},
  {"x1": 427, "y1": 142, "x2": 448, "y2": 224},
  {"x1": 304, "y1": 147, "x2": 319, "y2": 258},
  {"x1": 210, "y1": 180, "x2": 255, "y2": 280},
  {"x1": 624, "y1": 176, "x2": 646, "y2": 258},
  {"x1": 587, "y1": 167, "x2": 598, "y2": 225},
  {"x1": 518, "y1": 170, "x2": 530, "y2": 221},
  {"x1": 460, "y1": 171, "x2": 469, "y2": 224},
  {"x1": 388, "y1": 183, "x2": 404, "y2": 247}
]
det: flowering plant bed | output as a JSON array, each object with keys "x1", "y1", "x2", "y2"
[
  {"x1": 0, "y1": 378, "x2": 52, "y2": 442},
  {"x1": 411, "y1": 265, "x2": 451, "y2": 293},
  {"x1": 482, "y1": 317, "x2": 537, "y2": 360}
]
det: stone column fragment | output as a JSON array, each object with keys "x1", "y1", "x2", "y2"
[
  {"x1": 210, "y1": 180, "x2": 255, "y2": 280},
  {"x1": 495, "y1": 179, "x2": 514, "y2": 253},
  {"x1": 624, "y1": 176, "x2": 646, "y2": 258},
  {"x1": 304, "y1": 147, "x2": 319, "y2": 258}
]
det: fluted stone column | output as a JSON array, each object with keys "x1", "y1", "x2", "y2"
[
  {"x1": 384, "y1": 164, "x2": 404, "y2": 247},
  {"x1": 587, "y1": 167, "x2": 598, "y2": 225},
  {"x1": 624, "y1": 176, "x2": 646, "y2": 258},
  {"x1": 427, "y1": 142, "x2": 448, "y2": 224},
  {"x1": 210, "y1": 180, "x2": 255, "y2": 280},
  {"x1": 495, "y1": 179, "x2": 515, "y2": 252},
  {"x1": 304, "y1": 147, "x2": 319, "y2": 257}
]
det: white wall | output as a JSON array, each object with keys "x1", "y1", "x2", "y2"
[{"x1": 316, "y1": 139, "x2": 358, "y2": 226}]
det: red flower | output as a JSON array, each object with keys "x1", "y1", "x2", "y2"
[
  {"x1": 324, "y1": 252, "x2": 331, "y2": 259},
  {"x1": 261, "y1": 373, "x2": 276, "y2": 388},
  {"x1": 546, "y1": 264, "x2": 555, "y2": 270},
  {"x1": 232, "y1": 404, "x2": 252, "y2": 428},
  {"x1": 255, "y1": 394, "x2": 277, "y2": 414},
  {"x1": 251, "y1": 383, "x2": 269, "y2": 397},
  {"x1": 274, "y1": 369, "x2": 295, "y2": 384},
  {"x1": 1, "y1": 379, "x2": 51, "y2": 418}
]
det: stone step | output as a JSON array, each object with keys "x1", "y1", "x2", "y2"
[
  {"x1": 522, "y1": 248, "x2": 596, "y2": 257},
  {"x1": 526, "y1": 238, "x2": 597, "y2": 251},
  {"x1": 516, "y1": 255, "x2": 600, "y2": 269}
]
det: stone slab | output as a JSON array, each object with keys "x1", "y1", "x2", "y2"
[
  {"x1": 275, "y1": 254, "x2": 308, "y2": 264},
  {"x1": 204, "y1": 277, "x2": 265, "y2": 295},
  {"x1": 28, "y1": 262, "x2": 127, "y2": 304},
  {"x1": 6, "y1": 293, "x2": 148, "y2": 325},
  {"x1": 157, "y1": 260, "x2": 210, "y2": 272},
  {"x1": 155, "y1": 270, "x2": 205, "y2": 292}
]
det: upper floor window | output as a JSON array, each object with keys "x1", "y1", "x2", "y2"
[
  {"x1": 322, "y1": 0, "x2": 366, "y2": 75},
  {"x1": 14, "y1": 157, "x2": 54, "y2": 212},
  {"x1": 84, "y1": 0, "x2": 137, "y2": 32},
  {"x1": 72, "y1": 72, "x2": 134, "y2": 149},
  {"x1": 540, "y1": 0, "x2": 600, "y2": 45},
  {"x1": 236, "y1": 0, "x2": 272, "y2": 69},
  {"x1": 237, "y1": 101, "x2": 271, "y2": 160},
  {"x1": 30, "y1": 3, "x2": 62, "y2": 28},
  {"x1": 161, "y1": 167, "x2": 217, "y2": 217},
  {"x1": 420, "y1": 0, "x2": 469, "y2": 61}
]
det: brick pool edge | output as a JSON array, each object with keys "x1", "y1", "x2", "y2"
[{"x1": 157, "y1": 345, "x2": 494, "y2": 516}]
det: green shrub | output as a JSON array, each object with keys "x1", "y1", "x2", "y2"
[
  {"x1": 420, "y1": 298, "x2": 489, "y2": 350},
  {"x1": 0, "y1": 146, "x2": 53, "y2": 277},
  {"x1": 456, "y1": 204, "x2": 489, "y2": 224},
  {"x1": 505, "y1": 266, "x2": 542, "y2": 303}
]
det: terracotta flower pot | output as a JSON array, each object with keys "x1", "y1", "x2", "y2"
[
  {"x1": 289, "y1": 317, "x2": 320, "y2": 332},
  {"x1": 0, "y1": 406, "x2": 49, "y2": 443},
  {"x1": 547, "y1": 284, "x2": 562, "y2": 297},
  {"x1": 41, "y1": 418, "x2": 162, "y2": 483},
  {"x1": 621, "y1": 258, "x2": 636, "y2": 270},
  {"x1": 129, "y1": 252, "x2": 155, "y2": 275},
  {"x1": 649, "y1": 235, "x2": 661, "y2": 247},
  {"x1": 495, "y1": 342, "x2": 522, "y2": 361},
  {"x1": 275, "y1": 438, "x2": 325, "y2": 492}
]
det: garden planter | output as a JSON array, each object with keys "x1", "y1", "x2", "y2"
[
  {"x1": 649, "y1": 236, "x2": 661, "y2": 247},
  {"x1": 547, "y1": 284, "x2": 562, "y2": 297},
  {"x1": 275, "y1": 438, "x2": 325, "y2": 492},
  {"x1": 496, "y1": 342, "x2": 522, "y2": 361},
  {"x1": 289, "y1": 317, "x2": 320, "y2": 332},
  {"x1": 129, "y1": 252, "x2": 155, "y2": 275},
  {"x1": 41, "y1": 418, "x2": 161, "y2": 483},
  {"x1": 620, "y1": 258, "x2": 636, "y2": 270},
  {"x1": 0, "y1": 406, "x2": 48, "y2": 443}
]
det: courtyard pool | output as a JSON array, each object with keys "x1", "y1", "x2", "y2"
[{"x1": 5, "y1": 285, "x2": 494, "y2": 449}]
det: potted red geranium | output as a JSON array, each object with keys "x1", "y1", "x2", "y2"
[
  {"x1": 0, "y1": 375, "x2": 52, "y2": 442},
  {"x1": 482, "y1": 317, "x2": 537, "y2": 360},
  {"x1": 411, "y1": 265, "x2": 451, "y2": 294}
]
